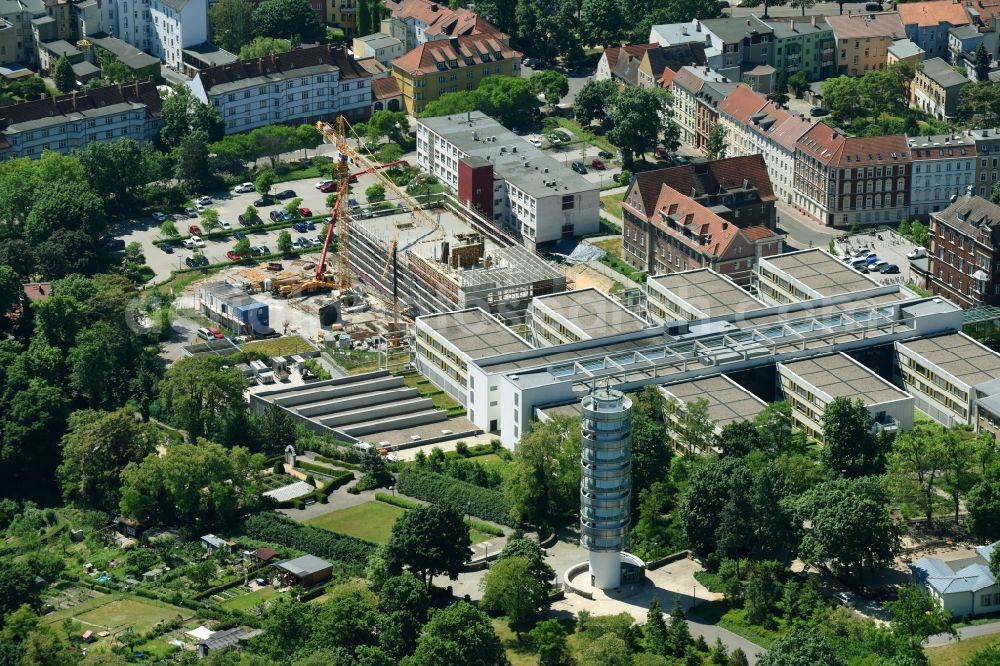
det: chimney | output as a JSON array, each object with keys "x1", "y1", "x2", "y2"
[
  {"x1": 431, "y1": 2, "x2": 437, "y2": 9},
  {"x1": 790, "y1": 18, "x2": 795, "y2": 31},
  {"x1": 811, "y1": 15, "x2": 817, "y2": 28},
  {"x1": 747, "y1": 18, "x2": 751, "y2": 25},
  {"x1": 722, "y1": 222, "x2": 728, "y2": 230},
  {"x1": 695, "y1": 20, "x2": 701, "y2": 32}
]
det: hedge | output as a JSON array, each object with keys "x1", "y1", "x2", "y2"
[
  {"x1": 396, "y1": 469, "x2": 514, "y2": 527},
  {"x1": 294, "y1": 459, "x2": 341, "y2": 476},
  {"x1": 317, "y1": 470, "x2": 354, "y2": 500},
  {"x1": 242, "y1": 513, "x2": 376, "y2": 572},
  {"x1": 374, "y1": 493, "x2": 504, "y2": 537},
  {"x1": 314, "y1": 454, "x2": 361, "y2": 470}
]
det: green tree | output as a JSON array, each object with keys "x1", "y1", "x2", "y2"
[
  {"x1": 53, "y1": 55, "x2": 75, "y2": 93},
  {"x1": 788, "y1": 71, "x2": 808, "y2": 98},
  {"x1": 515, "y1": 0, "x2": 576, "y2": 65},
  {"x1": 403, "y1": 601, "x2": 506, "y2": 666},
  {"x1": 956, "y1": 81, "x2": 1000, "y2": 128},
  {"x1": 174, "y1": 130, "x2": 213, "y2": 191},
  {"x1": 790, "y1": 0, "x2": 816, "y2": 16},
  {"x1": 795, "y1": 477, "x2": 901, "y2": 583},
  {"x1": 574, "y1": 79, "x2": 617, "y2": 126},
  {"x1": 366, "y1": 183, "x2": 386, "y2": 202},
  {"x1": 737, "y1": 0, "x2": 787, "y2": 18},
  {"x1": 974, "y1": 42, "x2": 991, "y2": 81},
  {"x1": 233, "y1": 236, "x2": 251, "y2": 257},
  {"x1": 992, "y1": 179, "x2": 1000, "y2": 205},
  {"x1": 530, "y1": 70, "x2": 569, "y2": 110},
  {"x1": 253, "y1": 0, "x2": 324, "y2": 42},
  {"x1": 23, "y1": 181, "x2": 105, "y2": 243},
  {"x1": 643, "y1": 597, "x2": 669, "y2": 656},
  {"x1": 758, "y1": 628, "x2": 844, "y2": 666},
  {"x1": 242, "y1": 205, "x2": 258, "y2": 225},
  {"x1": 887, "y1": 584, "x2": 952, "y2": 641},
  {"x1": 578, "y1": 634, "x2": 630, "y2": 666},
  {"x1": 385, "y1": 504, "x2": 471, "y2": 587},
  {"x1": 239, "y1": 36, "x2": 293, "y2": 59},
  {"x1": 706, "y1": 123, "x2": 728, "y2": 160},
  {"x1": 609, "y1": 86, "x2": 678, "y2": 164},
  {"x1": 909, "y1": 220, "x2": 929, "y2": 248},
  {"x1": 255, "y1": 168, "x2": 277, "y2": 194},
  {"x1": 580, "y1": 0, "x2": 624, "y2": 47},
  {"x1": 77, "y1": 140, "x2": 151, "y2": 213},
  {"x1": 529, "y1": 619, "x2": 570, "y2": 666},
  {"x1": 673, "y1": 397, "x2": 715, "y2": 455},
  {"x1": 887, "y1": 424, "x2": 946, "y2": 525},
  {"x1": 160, "y1": 85, "x2": 225, "y2": 148},
  {"x1": 202, "y1": 208, "x2": 221, "y2": 230},
  {"x1": 470, "y1": 0, "x2": 516, "y2": 32},
  {"x1": 967, "y1": 468, "x2": 1000, "y2": 540},
  {"x1": 505, "y1": 415, "x2": 580, "y2": 530},
  {"x1": 939, "y1": 427, "x2": 977, "y2": 525},
  {"x1": 209, "y1": 0, "x2": 256, "y2": 53},
  {"x1": 718, "y1": 558, "x2": 742, "y2": 605},
  {"x1": 376, "y1": 143, "x2": 405, "y2": 163},
  {"x1": 474, "y1": 75, "x2": 541, "y2": 128},
  {"x1": 277, "y1": 229, "x2": 294, "y2": 254},
  {"x1": 630, "y1": 387, "x2": 671, "y2": 508},
  {"x1": 186, "y1": 560, "x2": 215, "y2": 590},
  {"x1": 358, "y1": 0, "x2": 371, "y2": 35},
  {"x1": 157, "y1": 355, "x2": 248, "y2": 440},
  {"x1": 421, "y1": 91, "x2": 479, "y2": 118},
  {"x1": 496, "y1": 537, "x2": 555, "y2": 597},
  {"x1": 754, "y1": 401, "x2": 793, "y2": 455},
  {"x1": 744, "y1": 560, "x2": 784, "y2": 626},
  {"x1": 822, "y1": 396, "x2": 888, "y2": 478},
  {"x1": 666, "y1": 596, "x2": 691, "y2": 657},
  {"x1": 822, "y1": 76, "x2": 864, "y2": 124},
  {"x1": 729, "y1": 648, "x2": 751, "y2": 666},
  {"x1": 366, "y1": 110, "x2": 409, "y2": 146},
  {"x1": 480, "y1": 556, "x2": 545, "y2": 637},
  {"x1": 717, "y1": 420, "x2": 760, "y2": 459},
  {"x1": 0, "y1": 264, "x2": 20, "y2": 317},
  {"x1": 0, "y1": 560, "x2": 41, "y2": 617}
]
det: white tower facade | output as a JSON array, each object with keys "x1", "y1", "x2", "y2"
[{"x1": 580, "y1": 388, "x2": 632, "y2": 590}]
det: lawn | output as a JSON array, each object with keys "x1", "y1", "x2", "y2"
[
  {"x1": 241, "y1": 335, "x2": 316, "y2": 356},
  {"x1": 926, "y1": 633, "x2": 1000, "y2": 665},
  {"x1": 42, "y1": 596, "x2": 192, "y2": 641},
  {"x1": 600, "y1": 193, "x2": 625, "y2": 220},
  {"x1": 307, "y1": 501, "x2": 495, "y2": 545},
  {"x1": 219, "y1": 586, "x2": 282, "y2": 612},
  {"x1": 552, "y1": 117, "x2": 618, "y2": 155},
  {"x1": 493, "y1": 618, "x2": 539, "y2": 666},
  {"x1": 592, "y1": 238, "x2": 622, "y2": 260},
  {"x1": 306, "y1": 501, "x2": 405, "y2": 544}
]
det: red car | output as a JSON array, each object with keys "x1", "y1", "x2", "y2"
[
  {"x1": 348, "y1": 174, "x2": 359, "y2": 184},
  {"x1": 655, "y1": 146, "x2": 667, "y2": 158},
  {"x1": 226, "y1": 250, "x2": 242, "y2": 261},
  {"x1": 591, "y1": 158, "x2": 605, "y2": 170},
  {"x1": 319, "y1": 181, "x2": 338, "y2": 193},
  {"x1": 207, "y1": 327, "x2": 224, "y2": 339},
  {"x1": 298, "y1": 207, "x2": 312, "y2": 217},
  {"x1": 189, "y1": 224, "x2": 203, "y2": 235}
]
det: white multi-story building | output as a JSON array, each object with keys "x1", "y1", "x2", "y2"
[
  {"x1": 187, "y1": 45, "x2": 372, "y2": 135},
  {"x1": 417, "y1": 112, "x2": 600, "y2": 247},
  {"x1": 0, "y1": 80, "x2": 162, "y2": 159},
  {"x1": 528, "y1": 288, "x2": 647, "y2": 347},
  {"x1": 907, "y1": 132, "x2": 978, "y2": 218},
  {"x1": 101, "y1": 0, "x2": 206, "y2": 70}
]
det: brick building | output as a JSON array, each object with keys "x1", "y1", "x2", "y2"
[
  {"x1": 928, "y1": 194, "x2": 1000, "y2": 308},
  {"x1": 794, "y1": 124, "x2": 912, "y2": 227}
]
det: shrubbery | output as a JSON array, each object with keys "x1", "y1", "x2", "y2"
[
  {"x1": 396, "y1": 469, "x2": 513, "y2": 526},
  {"x1": 242, "y1": 513, "x2": 376, "y2": 571}
]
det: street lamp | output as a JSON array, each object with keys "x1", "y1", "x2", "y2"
[{"x1": 389, "y1": 485, "x2": 395, "y2": 496}]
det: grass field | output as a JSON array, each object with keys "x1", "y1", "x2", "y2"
[
  {"x1": 219, "y1": 586, "x2": 281, "y2": 612},
  {"x1": 42, "y1": 595, "x2": 191, "y2": 642},
  {"x1": 241, "y1": 335, "x2": 315, "y2": 356},
  {"x1": 600, "y1": 193, "x2": 625, "y2": 220},
  {"x1": 926, "y1": 634, "x2": 1000, "y2": 665},
  {"x1": 307, "y1": 501, "x2": 496, "y2": 545},
  {"x1": 592, "y1": 237, "x2": 622, "y2": 260}
]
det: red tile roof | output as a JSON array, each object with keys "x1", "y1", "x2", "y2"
[
  {"x1": 392, "y1": 34, "x2": 520, "y2": 76},
  {"x1": 968, "y1": 0, "x2": 1000, "y2": 22},
  {"x1": 22, "y1": 282, "x2": 52, "y2": 303},
  {"x1": 0, "y1": 80, "x2": 161, "y2": 133},
  {"x1": 742, "y1": 225, "x2": 780, "y2": 242},
  {"x1": 796, "y1": 123, "x2": 910, "y2": 166},
  {"x1": 826, "y1": 11, "x2": 906, "y2": 39},
  {"x1": 898, "y1": 0, "x2": 970, "y2": 27},
  {"x1": 389, "y1": 0, "x2": 503, "y2": 39},
  {"x1": 660, "y1": 67, "x2": 676, "y2": 88},
  {"x1": 372, "y1": 76, "x2": 402, "y2": 100},
  {"x1": 718, "y1": 83, "x2": 768, "y2": 125},
  {"x1": 195, "y1": 45, "x2": 368, "y2": 93},
  {"x1": 603, "y1": 43, "x2": 658, "y2": 71}
]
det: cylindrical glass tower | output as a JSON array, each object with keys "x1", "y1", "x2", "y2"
[{"x1": 580, "y1": 387, "x2": 632, "y2": 590}]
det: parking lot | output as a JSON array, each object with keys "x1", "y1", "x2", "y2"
[
  {"x1": 115, "y1": 170, "x2": 394, "y2": 282},
  {"x1": 519, "y1": 129, "x2": 623, "y2": 188},
  {"x1": 833, "y1": 229, "x2": 921, "y2": 287}
]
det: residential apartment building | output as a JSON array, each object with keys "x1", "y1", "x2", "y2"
[
  {"x1": 352, "y1": 32, "x2": 405, "y2": 66},
  {"x1": 187, "y1": 45, "x2": 372, "y2": 135},
  {"x1": 907, "y1": 132, "x2": 977, "y2": 217},
  {"x1": 718, "y1": 83, "x2": 813, "y2": 203},
  {"x1": 0, "y1": 18, "x2": 16, "y2": 65},
  {"x1": 100, "y1": 0, "x2": 207, "y2": 71},
  {"x1": 777, "y1": 352, "x2": 914, "y2": 441},
  {"x1": 660, "y1": 374, "x2": 767, "y2": 453},
  {"x1": 899, "y1": 0, "x2": 971, "y2": 59},
  {"x1": 896, "y1": 331, "x2": 1000, "y2": 427},
  {"x1": 621, "y1": 182, "x2": 782, "y2": 285},
  {"x1": 528, "y1": 288, "x2": 646, "y2": 347},
  {"x1": 913, "y1": 57, "x2": 969, "y2": 119},
  {"x1": 698, "y1": 16, "x2": 775, "y2": 81},
  {"x1": 384, "y1": 0, "x2": 502, "y2": 52},
  {"x1": 391, "y1": 34, "x2": 520, "y2": 114},
  {"x1": 827, "y1": 11, "x2": 906, "y2": 75},
  {"x1": 0, "y1": 80, "x2": 162, "y2": 159},
  {"x1": 948, "y1": 22, "x2": 998, "y2": 74},
  {"x1": 969, "y1": 127, "x2": 1000, "y2": 197},
  {"x1": 670, "y1": 65, "x2": 735, "y2": 152},
  {"x1": 596, "y1": 43, "x2": 657, "y2": 83},
  {"x1": 887, "y1": 37, "x2": 926, "y2": 65},
  {"x1": 328, "y1": 0, "x2": 356, "y2": 37},
  {"x1": 794, "y1": 124, "x2": 912, "y2": 227},
  {"x1": 596, "y1": 42, "x2": 706, "y2": 87},
  {"x1": 765, "y1": 16, "x2": 836, "y2": 81},
  {"x1": 927, "y1": 194, "x2": 1000, "y2": 307},
  {"x1": 416, "y1": 112, "x2": 599, "y2": 246}
]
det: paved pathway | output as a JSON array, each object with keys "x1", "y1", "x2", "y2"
[{"x1": 925, "y1": 620, "x2": 1000, "y2": 648}]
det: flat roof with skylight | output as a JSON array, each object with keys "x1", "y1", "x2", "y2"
[
  {"x1": 659, "y1": 374, "x2": 767, "y2": 427},
  {"x1": 897, "y1": 333, "x2": 1000, "y2": 388},
  {"x1": 761, "y1": 248, "x2": 879, "y2": 298},
  {"x1": 532, "y1": 288, "x2": 649, "y2": 338},
  {"x1": 648, "y1": 269, "x2": 767, "y2": 318},
  {"x1": 418, "y1": 308, "x2": 532, "y2": 359}
]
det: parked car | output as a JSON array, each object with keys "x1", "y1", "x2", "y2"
[
  {"x1": 207, "y1": 326, "x2": 224, "y2": 339},
  {"x1": 151, "y1": 211, "x2": 168, "y2": 222},
  {"x1": 655, "y1": 146, "x2": 667, "y2": 158},
  {"x1": 254, "y1": 196, "x2": 275, "y2": 206},
  {"x1": 250, "y1": 245, "x2": 264, "y2": 257},
  {"x1": 275, "y1": 189, "x2": 296, "y2": 200},
  {"x1": 234, "y1": 182, "x2": 254, "y2": 193},
  {"x1": 188, "y1": 224, "x2": 203, "y2": 235},
  {"x1": 834, "y1": 592, "x2": 854, "y2": 607},
  {"x1": 870, "y1": 259, "x2": 888, "y2": 271},
  {"x1": 522, "y1": 56, "x2": 538, "y2": 68},
  {"x1": 527, "y1": 137, "x2": 542, "y2": 147},
  {"x1": 298, "y1": 207, "x2": 313, "y2": 217},
  {"x1": 315, "y1": 179, "x2": 334, "y2": 189},
  {"x1": 865, "y1": 2, "x2": 883, "y2": 10},
  {"x1": 196, "y1": 196, "x2": 213, "y2": 205},
  {"x1": 319, "y1": 181, "x2": 338, "y2": 193},
  {"x1": 196, "y1": 327, "x2": 212, "y2": 340},
  {"x1": 258, "y1": 245, "x2": 271, "y2": 255},
  {"x1": 269, "y1": 210, "x2": 284, "y2": 222},
  {"x1": 234, "y1": 231, "x2": 246, "y2": 240},
  {"x1": 226, "y1": 250, "x2": 242, "y2": 261},
  {"x1": 185, "y1": 207, "x2": 198, "y2": 217},
  {"x1": 220, "y1": 221, "x2": 232, "y2": 231},
  {"x1": 311, "y1": 237, "x2": 323, "y2": 247},
  {"x1": 195, "y1": 204, "x2": 207, "y2": 214},
  {"x1": 161, "y1": 244, "x2": 174, "y2": 254},
  {"x1": 293, "y1": 236, "x2": 310, "y2": 248},
  {"x1": 591, "y1": 158, "x2": 606, "y2": 170},
  {"x1": 598, "y1": 150, "x2": 614, "y2": 160},
  {"x1": 907, "y1": 247, "x2": 927, "y2": 259},
  {"x1": 571, "y1": 160, "x2": 587, "y2": 174},
  {"x1": 293, "y1": 221, "x2": 310, "y2": 232},
  {"x1": 239, "y1": 213, "x2": 260, "y2": 226},
  {"x1": 880, "y1": 264, "x2": 900, "y2": 274},
  {"x1": 810, "y1": 106, "x2": 829, "y2": 117}
]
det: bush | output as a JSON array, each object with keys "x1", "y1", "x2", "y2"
[
  {"x1": 242, "y1": 513, "x2": 376, "y2": 570},
  {"x1": 455, "y1": 441, "x2": 469, "y2": 457},
  {"x1": 396, "y1": 469, "x2": 514, "y2": 526},
  {"x1": 305, "y1": 474, "x2": 316, "y2": 487},
  {"x1": 272, "y1": 461, "x2": 283, "y2": 475},
  {"x1": 295, "y1": 459, "x2": 339, "y2": 476}
]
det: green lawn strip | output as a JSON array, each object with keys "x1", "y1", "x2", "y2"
[
  {"x1": 591, "y1": 238, "x2": 622, "y2": 259},
  {"x1": 305, "y1": 501, "x2": 405, "y2": 544},
  {"x1": 552, "y1": 117, "x2": 617, "y2": 154},
  {"x1": 42, "y1": 595, "x2": 191, "y2": 641},
  {"x1": 493, "y1": 618, "x2": 539, "y2": 666},
  {"x1": 690, "y1": 600, "x2": 780, "y2": 649},
  {"x1": 926, "y1": 633, "x2": 1000, "y2": 666},
  {"x1": 241, "y1": 335, "x2": 316, "y2": 356},
  {"x1": 219, "y1": 586, "x2": 281, "y2": 612},
  {"x1": 600, "y1": 192, "x2": 625, "y2": 219},
  {"x1": 692, "y1": 570, "x2": 725, "y2": 593},
  {"x1": 600, "y1": 252, "x2": 645, "y2": 284}
]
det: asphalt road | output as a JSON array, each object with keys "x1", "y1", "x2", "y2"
[{"x1": 925, "y1": 620, "x2": 1000, "y2": 648}]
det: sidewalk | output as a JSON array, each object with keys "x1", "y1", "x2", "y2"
[{"x1": 925, "y1": 620, "x2": 1000, "y2": 648}]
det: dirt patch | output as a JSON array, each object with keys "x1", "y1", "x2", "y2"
[{"x1": 566, "y1": 264, "x2": 617, "y2": 293}]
